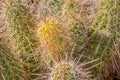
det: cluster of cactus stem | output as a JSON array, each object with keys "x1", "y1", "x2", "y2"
[
  {"x1": 1, "y1": 0, "x2": 119, "y2": 80},
  {"x1": 36, "y1": 4, "x2": 95, "y2": 79},
  {"x1": 37, "y1": 17, "x2": 94, "y2": 80}
]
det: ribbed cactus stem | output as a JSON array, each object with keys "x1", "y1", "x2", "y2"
[
  {"x1": 38, "y1": 18, "x2": 65, "y2": 62},
  {"x1": 5, "y1": 0, "x2": 35, "y2": 57},
  {"x1": 50, "y1": 60, "x2": 92, "y2": 80},
  {"x1": 5, "y1": 0, "x2": 36, "y2": 79}
]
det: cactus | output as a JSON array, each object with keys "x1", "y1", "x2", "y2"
[
  {"x1": 38, "y1": 17, "x2": 65, "y2": 63},
  {"x1": 4, "y1": 0, "x2": 42, "y2": 79},
  {"x1": 5, "y1": 0, "x2": 36, "y2": 60},
  {"x1": 50, "y1": 60, "x2": 92, "y2": 80},
  {"x1": 70, "y1": 0, "x2": 119, "y2": 76},
  {"x1": 0, "y1": 0, "x2": 119, "y2": 79}
]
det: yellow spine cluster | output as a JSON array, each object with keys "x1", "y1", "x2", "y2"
[{"x1": 38, "y1": 18, "x2": 64, "y2": 62}]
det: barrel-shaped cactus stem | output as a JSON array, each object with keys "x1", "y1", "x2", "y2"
[
  {"x1": 50, "y1": 60, "x2": 93, "y2": 80},
  {"x1": 38, "y1": 17, "x2": 66, "y2": 63}
]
